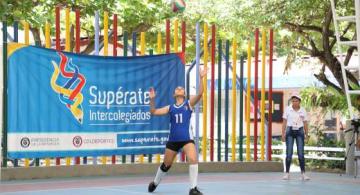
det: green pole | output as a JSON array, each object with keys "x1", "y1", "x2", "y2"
[
  {"x1": 2, "y1": 21, "x2": 8, "y2": 167},
  {"x1": 35, "y1": 40, "x2": 40, "y2": 167}
]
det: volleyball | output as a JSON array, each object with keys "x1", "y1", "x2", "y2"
[{"x1": 171, "y1": 0, "x2": 186, "y2": 13}]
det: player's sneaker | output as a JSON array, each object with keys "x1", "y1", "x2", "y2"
[
  {"x1": 189, "y1": 187, "x2": 203, "y2": 195},
  {"x1": 148, "y1": 181, "x2": 158, "y2": 193}
]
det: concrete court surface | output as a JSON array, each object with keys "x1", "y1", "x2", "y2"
[{"x1": 1, "y1": 172, "x2": 360, "y2": 195}]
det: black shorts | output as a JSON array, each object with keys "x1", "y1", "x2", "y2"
[{"x1": 166, "y1": 140, "x2": 195, "y2": 152}]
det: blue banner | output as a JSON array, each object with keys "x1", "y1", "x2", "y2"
[{"x1": 7, "y1": 44, "x2": 185, "y2": 158}]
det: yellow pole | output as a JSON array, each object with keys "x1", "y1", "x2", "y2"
[
  {"x1": 24, "y1": 21, "x2": 29, "y2": 45},
  {"x1": 231, "y1": 38, "x2": 237, "y2": 162},
  {"x1": 139, "y1": 32, "x2": 146, "y2": 163},
  {"x1": 101, "y1": 11, "x2": 109, "y2": 165},
  {"x1": 246, "y1": 41, "x2": 251, "y2": 161},
  {"x1": 65, "y1": 8, "x2": 70, "y2": 52},
  {"x1": 23, "y1": 20, "x2": 30, "y2": 167},
  {"x1": 65, "y1": 7, "x2": 71, "y2": 166},
  {"x1": 45, "y1": 21, "x2": 51, "y2": 167},
  {"x1": 156, "y1": 32, "x2": 162, "y2": 163},
  {"x1": 104, "y1": 11, "x2": 108, "y2": 56},
  {"x1": 260, "y1": 28, "x2": 267, "y2": 161},
  {"x1": 45, "y1": 22, "x2": 51, "y2": 48},
  {"x1": 174, "y1": 19, "x2": 178, "y2": 52},
  {"x1": 202, "y1": 23, "x2": 208, "y2": 162}
]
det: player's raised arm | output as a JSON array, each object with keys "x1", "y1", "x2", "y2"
[
  {"x1": 189, "y1": 67, "x2": 208, "y2": 107},
  {"x1": 149, "y1": 87, "x2": 169, "y2": 116}
]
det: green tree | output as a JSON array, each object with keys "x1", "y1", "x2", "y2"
[{"x1": 0, "y1": 0, "x2": 173, "y2": 54}]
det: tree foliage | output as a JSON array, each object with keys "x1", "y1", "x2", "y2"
[{"x1": 1, "y1": 0, "x2": 359, "y2": 104}]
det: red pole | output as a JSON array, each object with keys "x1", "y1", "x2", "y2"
[
  {"x1": 181, "y1": 21, "x2": 186, "y2": 162},
  {"x1": 55, "y1": 6, "x2": 61, "y2": 166},
  {"x1": 112, "y1": 14, "x2": 118, "y2": 164},
  {"x1": 166, "y1": 19, "x2": 170, "y2": 54},
  {"x1": 75, "y1": 9, "x2": 81, "y2": 165},
  {"x1": 254, "y1": 28, "x2": 259, "y2": 161},
  {"x1": 75, "y1": 9, "x2": 80, "y2": 53},
  {"x1": 268, "y1": 29, "x2": 274, "y2": 161},
  {"x1": 113, "y1": 14, "x2": 118, "y2": 57},
  {"x1": 210, "y1": 24, "x2": 216, "y2": 162},
  {"x1": 181, "y1": 21, "x2": 186, "y2": 57},
  {"x1": 55, "y1": 6, "x2": 61, "y2": 51}
]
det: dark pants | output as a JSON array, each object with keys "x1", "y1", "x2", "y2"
[{"x1": 285, "y1": 127, "x2": 305, "y2": 173}]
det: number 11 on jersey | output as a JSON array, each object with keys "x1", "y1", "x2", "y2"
[{"x1": 175, "y1": 113, "x2": 183, "y2": 123}]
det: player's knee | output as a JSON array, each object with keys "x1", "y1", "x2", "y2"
[
  {"x1": 160, "y1": 162, "x2": 171, "y2": 172},
  {"x1": 187, "y1": 156, "x2": 198, "y2": 164}
]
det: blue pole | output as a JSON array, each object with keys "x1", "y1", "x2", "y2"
[
  {"x1": 195, "y1": 22, "x2": 200, "y2": 158},
  {"x1": 225, "y1": 40, "x2": 230, "y2": 162},
  {"x1": 94, "y1": 11, "x2": 99, "y2": 55},
  {"x1": 217, "y1": 40, "x2": 222, "y2": 162},
  {"x1": 13, "y1": 22, "x2": 18, "y2": 42},
  {"x1": 131, "y1": 31, "x2": 137, "y2": 163}
]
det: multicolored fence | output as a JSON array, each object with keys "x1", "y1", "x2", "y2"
[{"x1": 1, "y1": 6, "x2": 274, "y2": 168}]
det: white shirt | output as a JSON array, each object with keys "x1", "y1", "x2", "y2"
[{"x1": 283, "y1": 106, "x2": 308, "y2": 130}]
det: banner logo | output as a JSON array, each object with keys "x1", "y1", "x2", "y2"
[
  {"x1": 50, "y1": 52, "x2": 86, "y2": 124},
  {"x1": 20, "y1": 137, "x2": 30, "y2": 148}
]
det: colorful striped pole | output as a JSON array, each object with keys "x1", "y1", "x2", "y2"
[
  {"x1": 148, "y1": 48, "x2": 154, "y2": 163},
  {"x1": 45, "y1": 21, "x2": 51, "y2": 166},
  {"x1": 202, "y1": 23, "x2": 208, "y2": 162},
  {"x1": 45, "y1": 22, "x2": 51, "y2": 48},
  {"x1": 139, "y1": 32, "x2": 146, "y2": 164},
  {"x1": 122, "y1": 30, "x2": 128, "y2": 164},
  {"x1": 75, "y1": 9, "x2": 81, "y2": 165},
  {"x1": 75, "y1": 9, "x2": 80, "y2": 53},
  {"x1": 239, "y1": 56, "x2": 244, "y2": 161},
  {"x1": 65, "y1": 8, "x2": 70, "y2": 52},
  {"x1": 210, "y1": 24, "x2": 216, "y2": 162},
  {"x1": 23, "y1": 20, "x2": 30, "y2": 167},
  {"x1": 35, "y1": 25, "x2": 40, "y2": 167},
  {"x1": 231, "y1": 38, "x2": 237, "y2": 162},
  {"x1": 195, "y1": 22, "x2": 200, "y2": 157},
  {"x1": 246, "y1": 41, "x2": 251, "y2": 161},
  {"x1": 113, "y1": 14, "x2": 118, "y2": 56},
  {"x1": 55, "y1": 6, "x2": 61, "y2": 51},
  {"x1": 94, "y1": 11, "x2": 100, "y2": 55},
  {"x1": 100, "y1": 11, "x2": 107, "y2": 166},
  {"x1": 174, "y1": 19, "x2": 178, "y2": 52},
  {"x1": 55, "y1": 6, "x2": 61, "y2": 166},
  {"x1": 166, "y1": 19, "x2": 170, "y2": 53},
  {"x1": 254, "y1": 28, "x2": 259, "y2": 161},
  {"x1": 65, "y1": 7, "x2": 71, "y2": 166},
  {"x1": 13, "y1": 21, "x2": 18, "y2": 167},
  {"x1": 225, "y1": 40, "x2": 230, "y2": 162},
  {"x1": 267, "y1": 29, "x2": 274, "y2": 161},
  {"x1": 181, "y1": 21, "x2": 187, "y2": 162},
  {"x1": 2, "y1": 20, "x2": 8, "y2": 167},
  {"x1": 260, "y1": 28, "x2": 266, "y2": 161},
  {"x1": 156, "y1": 31, "x2": 162, "y2": 164},
  {"x1": 24, "y1": 21, "x2": 29, "y2": 45},
  {"x1": 181, "y1": 21, "x2": 186, "y2": 57},
  {"x1": 13, "y1": 21, "x2": 18, "y2": 42},
  {"x1": 131, "y1": 31, "x2": 137, "y2": 163},
  {"x1": 217, "y1": 39, "x2": 222, "y2": 162},
  {"x1": 111, "y1": 14, "x2": 118, "y2": 165},
  {"x1": 104, "y1": 11, "x2": 109, "y2": 56}
]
